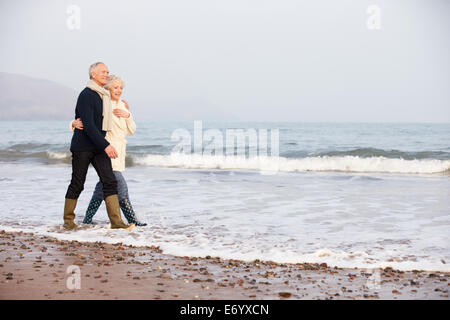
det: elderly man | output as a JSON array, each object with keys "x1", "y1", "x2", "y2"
[{"x1": 63, "y1": 62, "x2": 134, "y2": 230}]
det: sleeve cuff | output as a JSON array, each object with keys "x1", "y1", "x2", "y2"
[
  {"x1": 126, "y1": 112, "x2": 133, "y2": 121},
  {"x1": 101, "y1": 141, "x2": 110, "y2": 150}
]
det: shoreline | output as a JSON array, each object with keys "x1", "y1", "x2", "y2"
[{"x1": 0, "y1": 230, "x2": 448, "y2": 300}]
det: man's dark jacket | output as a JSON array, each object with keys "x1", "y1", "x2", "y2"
[{"x1": 70, "y1": 87, "x2": 110, "y2": 152}]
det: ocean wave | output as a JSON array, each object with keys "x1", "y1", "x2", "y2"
[
  {"x1": 0, "y1": 149, "x2": 71, "y2": 163},
  {"x1": 7, "y1": 142, "x2": 53, "y2": 151},
  {"x1": 1, "y1": 147, "x2": 449, "y2": 174},
  {"x1": 132, "y1": 153, "x2": 450, "y2": 174},
  {"x1": 0, "y1": 143, "x2": 71, "y2": 162},
  {"x1": 314, "y1": 147, "x2": 450, "y2": 160}
]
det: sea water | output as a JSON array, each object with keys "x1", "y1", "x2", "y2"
[{"x1": 0, "y1": 121, "x2": 449, "y2": 271}]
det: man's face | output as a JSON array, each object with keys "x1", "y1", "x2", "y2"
[{"x1": 91, "y1": 64, "x2": 109, "y2": 86}]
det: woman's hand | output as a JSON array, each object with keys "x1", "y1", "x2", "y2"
[
  {"x1": 72, "y1": 118, "x2": 84, "y2": 130},
  {"x1": 113, "y1": 109, "x2": 130, "y2": 118}
]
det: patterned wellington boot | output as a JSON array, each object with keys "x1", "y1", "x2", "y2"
[
  {"x1": 119, "y1": 198, "x2": 147, "y2": 226},
  {"x1": 82, "y1": 198, "x2": 102, "y2": 224}
]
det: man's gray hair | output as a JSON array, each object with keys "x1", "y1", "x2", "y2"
[
  {"x1": 104, "y1": 75, "x2": 125, "y2": 89},
  {"x1": 89, "y1": 62, "x2": 105, "y2": 79}
]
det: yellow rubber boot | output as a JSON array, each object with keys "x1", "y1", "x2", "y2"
[
  {"x1": 63, "y1": 198, "x2": 78, "y2": 230},
  {"x1": 105, "y1": 195, "x2": 135, "y2": 230}
]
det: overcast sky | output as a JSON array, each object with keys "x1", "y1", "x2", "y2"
[{"x1": 1, "y1": 0, "x2": 449, "y2": 122}]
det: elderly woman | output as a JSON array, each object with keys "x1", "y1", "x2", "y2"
[{"x1": 71, "y1": 75, "x2": 147, "y2": 226}]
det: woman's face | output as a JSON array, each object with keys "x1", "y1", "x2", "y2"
[{"x1": 109, "y1": 81, "x2": 123, "y2": 101}]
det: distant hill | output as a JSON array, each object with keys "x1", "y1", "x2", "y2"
[{"x1": 0, "y1": 72, "x2": 78, "y2": 120}]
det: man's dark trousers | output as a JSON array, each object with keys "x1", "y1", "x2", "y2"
[{"x1": 65, "y1": 150, "x2": 117, "y2": 200}]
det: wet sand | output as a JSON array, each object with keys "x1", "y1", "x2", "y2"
[{"x1": 0, "y1": 230, "x2": 448, "y2": 300}]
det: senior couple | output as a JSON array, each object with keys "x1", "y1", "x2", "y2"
[{"x1": 63, "y1": 62, "x2": 146, "y2": 230}]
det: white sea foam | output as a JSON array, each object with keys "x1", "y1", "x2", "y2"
[
  {"x1": 1, "y1": 224, "x2": 448, "y2": 272},
  {"x1": 46, "y1": 150, "x2": 70, "y2": 160},
  {"x1": 132, "y1": 153, "x2": 450, "y2": 174}
]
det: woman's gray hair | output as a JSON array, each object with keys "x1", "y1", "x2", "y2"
[
  {"x1": 88, "y1": 62, "x2": 105, "y2": 79},
  {"x1": 104, "y1": 75, "x2": 125, "y2": 89}
]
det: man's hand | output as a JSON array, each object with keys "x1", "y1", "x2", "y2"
[
  {"x1": 122, "y1": 99, "x2": 130, "y2": 110},
  {"x1": 72, "y1": 118, "x2": 84, "y2": 130},
  {"x1": 105, "y1": 145, "x2": 118, "y2": 159},
  {"x1": 113, "y1": 109, "x2": 130, "y2": 118}
]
